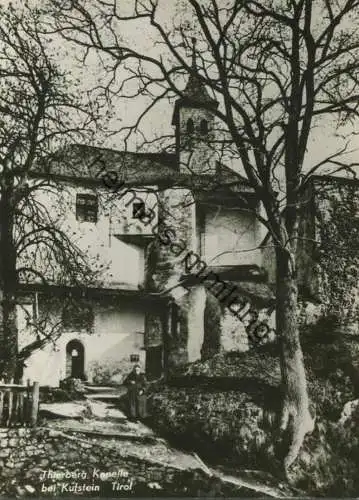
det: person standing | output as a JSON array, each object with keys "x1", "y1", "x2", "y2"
[{"x1": 123, "y1": 364, "x2": 148, "y2": 421}]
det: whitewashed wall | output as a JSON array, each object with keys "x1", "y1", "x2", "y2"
[
  {"x1": 17, "y1": 300, "x2": 146, "y2": 387},
  {"x1": 18, "y1": 181, "x2": 159, "y2": 289},
  {"x1": 201, "y1": 206, "x2": 264, "y2": 266}
]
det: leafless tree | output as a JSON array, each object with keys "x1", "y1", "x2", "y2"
[
  {"x1": 49, "y1": 0, "x2": 359, "y2": 471},
  {"x1": 0, "y1": 4, "x2": 99, "y2": 382}
]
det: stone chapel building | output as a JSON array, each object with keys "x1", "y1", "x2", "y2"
[{"x1": 16, "y1": 63, "x2": 355, "y2": 387}]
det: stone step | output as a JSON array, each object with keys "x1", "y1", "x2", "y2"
[
  {"x1": 84, "y1": 385, "x2": 120, "y2": 393},
  {"x1": 85, "y1": 393, "x2": 122, "y2": 402}
]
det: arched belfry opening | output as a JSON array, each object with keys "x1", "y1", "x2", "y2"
[
  {"x1": 66, "y1": 339, "x2": 85, "y2": 379},
  {"x1": 187, "y1": 118, "x2": 194, "y2": 134},
  {"x1": 200, "y1": 119, "x2": 208, "y2": 135},
  {"x1": 171, "y1": 36, "x2": 219, "y2": 175}
]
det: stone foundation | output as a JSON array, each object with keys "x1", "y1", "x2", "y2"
[{"x1": 0, "y1": 426, "x2": 250, "y2": 497}]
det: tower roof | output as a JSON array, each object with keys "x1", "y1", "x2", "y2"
[
  {"x1": 172, "y1": 38, "x2": 218, "y2": 125},
  {"x1": 182, "y1": 71, "x2": 217, "y2": 105}
]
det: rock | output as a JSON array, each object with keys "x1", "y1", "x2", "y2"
[
  {"x1": 2, "y1": 467, "x2": 16, "y2": 478},
  {"x1": 85, "y1": 399, "x2": 127, "y2": 420},
  {"x1": 148, "y1": 482, "x2": 163, "y2": 490},
  {"x1": 338, "y1": 399, "x2": 359, "y2": 425},
  {"x1": 48, "y1": 429, "x2": 61, "y2": 438},
  {"x1": 40, "y1": 402, "x2": 87, "y2": 419},
  {"x1": 24, "y1": 485, "x2": 36, "y2": 494},
  {"x1": 107, "y1": 408, "x2": 127, "y2": 420},
  {"x1": 299, "y1": 301, "x2": 324, "y2": 326},
  {"x1": 15, "y1": 486, "x2": 26, "y2": 497},
  {"x1": 86, "y1": 400, "x2": 108, "y2": 419}
]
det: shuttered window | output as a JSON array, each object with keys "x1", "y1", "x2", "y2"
[{"x1": 76, "y1": 193, "x2": 98, "y2": 222}]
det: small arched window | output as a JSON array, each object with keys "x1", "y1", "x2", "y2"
[
  {"x1": 186, "y1": 118, "x2": 194, "y2": 134},
  {"x1": 66, "y1": 339, "x2": 85, "y2": 379},
  {"x1": 200, "y1": 119, "x2": 209, "y2": 135}
]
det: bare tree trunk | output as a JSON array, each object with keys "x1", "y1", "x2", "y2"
[
  {"x1": 1, "y1": 292, "x2": 18, "y2": 382},
  {"x1": 0, "y1": 183, "x2": 18, "y2": 382},
  {"x1": 276, "y1": 246, "x2": 314, "y2": 473}
]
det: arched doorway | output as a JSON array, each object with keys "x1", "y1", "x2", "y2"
[{"x1": 66, "y1": 340, "x2": 85, "y2": 379}]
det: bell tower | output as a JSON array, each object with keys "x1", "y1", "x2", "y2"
[{"x1": 172, "y1": 38, "x2": 219, "y2": 177}]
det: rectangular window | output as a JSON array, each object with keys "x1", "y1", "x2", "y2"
[
  {"x1": 62, "y1": 302, "x2": 94, "y2": 332},
  {"x1": 130, "y1": 354, "x2": 140, "y2": 363},
  {"x1": 132, "y1": 201, "x2": 146, "y2": 219},
  {"x1": 76, "y1": 193, "x2": 98, "y2": 222}
]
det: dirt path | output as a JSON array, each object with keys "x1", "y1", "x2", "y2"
[{"x1": 40, "y1": 399, "x2": 296, "y2": 498}]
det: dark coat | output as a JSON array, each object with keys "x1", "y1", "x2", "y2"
[{"x1": 123, "y1": 371, "x2": 148, "y2": 419}]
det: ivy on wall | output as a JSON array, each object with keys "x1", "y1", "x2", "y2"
[{"x1": 315, "y1": 182, "x2": 359, "y2": 325}]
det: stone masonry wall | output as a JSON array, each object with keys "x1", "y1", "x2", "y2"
[
  {"x1": 150, "y1": 187, "x2": 195, "y2": 293},
  {"x1": 0, "y1": 426, "x2": 246, "y2": 497},
  {"x1": 148, "y1": 188, "x2": 203, "y2": 367},
  {"x1": 178, "y1": 106, "x2": 217, "y2": 177}
]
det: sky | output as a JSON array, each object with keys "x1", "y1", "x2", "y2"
[{"x1": 7, "y1": 0, "x2": 359, "y2": 178}]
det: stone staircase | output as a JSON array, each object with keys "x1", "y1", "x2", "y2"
[{"x1": 84, "y1": 384, "x2": 127, "y2": 403}]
